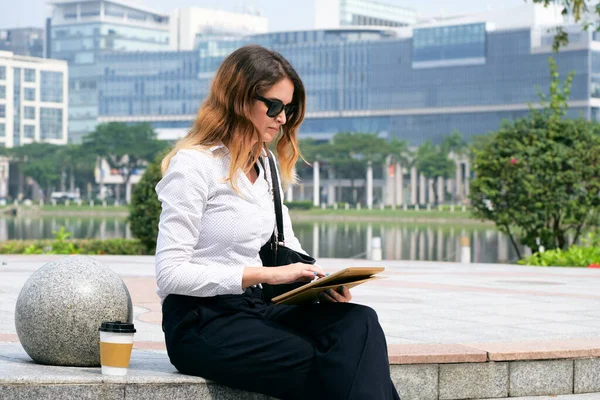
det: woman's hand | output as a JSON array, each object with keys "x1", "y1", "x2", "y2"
[
  {"x1": 319, "y1": 286, "x2": 352, "y2": 303},
  {"x1": 263, "y1": 263, "x2": 326, "y2": 285}
]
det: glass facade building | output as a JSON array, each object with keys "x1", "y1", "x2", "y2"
[
  {"x1": 314, "y1": 0, "x2": 416, "y2": 31},
  {"x1": 0, "y1": 28, "x2": 44, "y2": 58},
  {"x1": 339, "y1": 0, "x2": 416, "y2": 27},
  {"x1": 99, "y1": 51, "x2": 202, "y2": 118},
  {"x1": 48, "y1": 0, "x2": 170, "y2": 143},
  {"x1": 0, "y1": 51, "x2": 68, "y2": 148},
  {"x1": 98, "y1": 17, "x2": 598, "y2": 147}
]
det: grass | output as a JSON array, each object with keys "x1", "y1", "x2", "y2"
[
  {"x1": 289, "y1": 207, "x2": 478, "y2": 220},
  {"x1": 25, "y1": 204, "x2": 484, "y2": 223},
  {"x1": 36, "y1": 204, "x2": 130, "y2": 213},
  {"x1": 291, "y1": 219, "x2": 492, "y2": 231}
]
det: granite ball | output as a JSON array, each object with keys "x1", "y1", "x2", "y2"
[{"x1": 15, "y1": 255, "x2": 134, "y2": 367}]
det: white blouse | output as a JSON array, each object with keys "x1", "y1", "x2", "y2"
[{"x1": 154, "y1": 143, "x2": 306, "y2": 302}]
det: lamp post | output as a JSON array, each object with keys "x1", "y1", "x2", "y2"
[
  {"x1": 313, "y1": 157, "x2": 320, "y2": 208},
  {"x1": 97, "y1": 157, "x2": 106, "y2": 201},
  {"x1": 121, "y1": 167, "x2": 131, "y2": 204},
  {"x1": 116, "y1": 166, "x2": 129, "y2": 206}
]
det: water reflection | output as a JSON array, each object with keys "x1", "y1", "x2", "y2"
[
  {"x1": 292, "y1": 222, "x2": 522, "y2": 264},
  {"x1": 0, "y1": 216, "x2": 131, "y2": 241},
  {"x1": 0, "y1": 217, "x2": 520, "y2": 263}
]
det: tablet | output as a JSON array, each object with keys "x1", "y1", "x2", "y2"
[{"x1": 271, "y1": 267, "x2": 385, "y2": 305}]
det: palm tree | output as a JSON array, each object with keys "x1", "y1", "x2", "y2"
[
  {"x1": 387, "y1": 138, "x2": 412, "y2": 168},
  {"x1": 385, "y1": 138, "x2": 412, "y2": 206}
]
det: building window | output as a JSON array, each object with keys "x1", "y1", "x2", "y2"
[
  {"x1": 40, "y1": 71, "x2": 63, "y2": 103},
  {"x1": 413, "y1": 23, "x2": 486, "y2": 63},
  {"x1": 24, "y1": 68, "x2": 36, "y2": 83},
  {"x1": 24, "y1": 106, "x2": 35, "y2": 120},
  {"x1": 0, "y1": 66, "x2": 5, "y2": 80},
  {"x1": 127, "y1": 10, "x2": 147, "y2": 21},
  {"x1": 0, "y1": 104, "x2": 5, "y2": 118},
  {"x1": 63, "y1": 4, "x2": 77, "y2": 19},
  {"x1": 105, "y1": 3, "x2": 125, "y2": 17},
  {"x1": 24, "y1": 125, "x2": 35, "y2": 138},
  {"x1": 24, "y1": 87, "x2": 35, "y2": 101},
  {"x1": 0, "y1": 123, "x2": 4, "y2": 137},
  {"x1": 80, "y1": 2, "x2": 100, "y2": 17},
  {"x1": 0, "y1": 85, "x2": 5, "y2": 99},
  {"x1": 40, "y1": 107, "x2": 62, "y2": 139}
]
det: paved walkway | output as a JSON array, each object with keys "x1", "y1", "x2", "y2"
[
  {"x1": 1, "y1": 254, "x2": 600, "y2": 347},
  {"x1": 1, "y1": 255, "x2": 600, "y2": 399}
]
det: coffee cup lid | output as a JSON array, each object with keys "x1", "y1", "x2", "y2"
[{"x1": 99, "y1": 321, "x2": 136, "y2": 333}]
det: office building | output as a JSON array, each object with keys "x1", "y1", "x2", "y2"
[
  {"x1": 0, "y1": 28, "x2": 45, "y2": 58},
  {"x1": 0, "y1": 50, "x2": 68, "y2": 149},
  {"x1": 47, "y1": 0, "x2": 171, "y2": 143},
  {"x1": 170, "y1": 7, "x2": 268, "y2": 51},
  {"x1": 98, "y1": 50, "x2": 201, "y2": 141},
  {"x1": 98, "y1": 3, "x2": 600, "y2": 204},
  {"x1": 98, "y1": 4, "x2": 588, "y2": 145},
  {"x1": 314, "y1": 0, "x2": 416, "y2": 30}
]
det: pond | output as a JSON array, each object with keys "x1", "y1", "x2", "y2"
[{"x1": 0, "y1": 216, "x2": 520, "y2": 263}]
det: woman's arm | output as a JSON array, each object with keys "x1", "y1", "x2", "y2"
[
  {"x1": 156, "y1": 150, "x2": 325, "y2": 297},
  {"x1": 155, "y1": 150, "x2": 247, "y2": 297},
  {"x1": 242, "y1": 263, "x2": 325, "y2": 288}
]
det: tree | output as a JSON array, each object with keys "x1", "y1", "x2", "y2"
[
  {"x1": 296, "y1": 137, "x2": 325, "y2": 180},
  {"x1": 530, "y1": 0, "x2": 600, "y2": 51},
  {"x1": 470, "y1": 57, "x2": 600, "y2": 258},
  {"x1": 129, "y1": 152, "x2": 166, "y2": 252},
  {"x1": 2, "y1": 143, "x2": 97, "y2": 201},
  {"x1": 298, "y1": 133, "x2": 409, "y2": 204},
  {"x1": 83, "y1": 123, "x2": 168, "y2": 201},
  {"x1": 387, "y1": 138, "x2": 413, "y2": 169},
  {"x1": 9, "y1": 143, "x2": 63, "y2": 200},
  {"x1": 62, "y1": 144, "x2": 96, "y2": 196},
  {"x1": 322, "y1": 132, "x2": 388, "y2": 204},
  {"x1": 440, "y1": 130, "x2": 467, "y2": 156},
  {"x1": 413, "y1": 133, "x2": 465, "y2": 206},
  {"x1": 414, "y1": 140, "x2": 456, "y2": 205}
]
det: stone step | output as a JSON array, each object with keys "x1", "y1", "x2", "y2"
[
  {"x1": 490, "y1": 395, "x2": 600, "y2": 400},
  {"x1": 2, "y1": 342, "x2": 600, "y2": 400}
]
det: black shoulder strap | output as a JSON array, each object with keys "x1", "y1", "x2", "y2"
[{"x1": 258, "y1": 151, "x2": 285, "y2": 243}]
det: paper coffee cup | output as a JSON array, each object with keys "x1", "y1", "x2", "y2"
[{"x1": 99, "y1": 321, "x2": 136, "y2": 376}]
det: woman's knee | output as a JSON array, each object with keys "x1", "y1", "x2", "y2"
[
  {"x1": 332, "y1": 303, "x2": 384, "y2": 341},
  {"x1": 344, "y1": 303, "x2": 380, "y2": 325}
]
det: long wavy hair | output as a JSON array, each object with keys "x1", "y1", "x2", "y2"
[{"x1": 161, "y1": 44, "x2": 306, "y2": 191}]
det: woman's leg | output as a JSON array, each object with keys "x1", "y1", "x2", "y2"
[
  {"x1": 162, "y1": 292, "x2": 325, "y2": 400},
  {"x1": 265, "y1": 302, "x2": 400, "y2": 400}
]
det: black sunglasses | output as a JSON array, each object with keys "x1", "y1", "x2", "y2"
[{"x1": 256, "y1": 95, "x2": 295, "y2": 118}]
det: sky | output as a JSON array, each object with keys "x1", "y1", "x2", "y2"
[{"x1": 2, "y1": 0, "x2": 528, "y2": 32}]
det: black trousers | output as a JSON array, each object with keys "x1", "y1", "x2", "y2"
[{"x1": 162, "y1": 287, "x2": 400, "y2": 400}]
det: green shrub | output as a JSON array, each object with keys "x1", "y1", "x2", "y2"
[
  {"x1": 519, "y1": 232, "x2": 600, "y2": 267},
  {"x1": 0, "y1": 228, "x2": 81, "y2": 255},
  {"x1": 0, "y1": 242, "x2": 26, "y2": 254},
  {"x1": 50, "y1": 226, "x2": 78, "y2": 254},
  {"x1": 129, "y1": 152, "x2": 166, "y2": 253},
  {"x1": 284, "y1": 200, "x2": 313, "y2": 210},
  {"x1": 471, "y1": 58, "x2": 600, "y2": 256},
  {"x1": 75, "y1": 239, "x2": 147, "y2": 255},
  {"x1": 23, "y1": 243, "x2": 44, "y2": 254},
  {"x1": 0, "y1": 236, "x2": 148, "y2": 256}
]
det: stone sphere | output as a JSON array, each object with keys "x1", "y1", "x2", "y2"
[{"x1": 15, "y1": 255, "x2": 133, "y2": 367}]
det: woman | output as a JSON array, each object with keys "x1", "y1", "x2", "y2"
[{"x1": 156, "y1": 44, "x2": 400, "y2": 400}]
